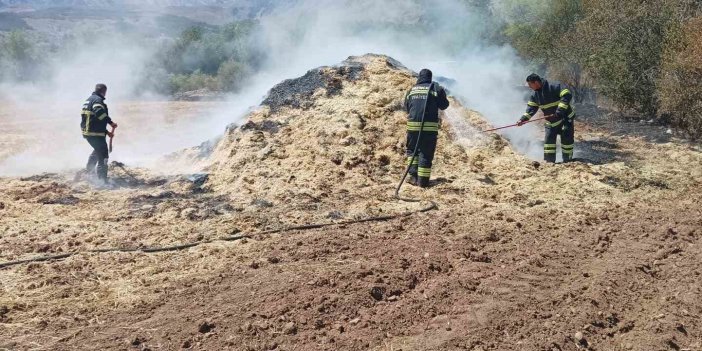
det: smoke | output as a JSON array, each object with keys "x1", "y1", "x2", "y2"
[
  {"x1": 250, "y1": 0, "x2": 545, "y2": 159},
  {"x1": 0, "y1": 30, "x2": 173, "y2": 176},
  {"x1": 0, "y1": 0, "x2": 546, "y2": 176}
]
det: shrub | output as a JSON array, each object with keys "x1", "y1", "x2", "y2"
[
  {"x1": 169, "y1": 71, "x2": 220, "y2": 93},
  {"x1": 574, "y1": 0, "x2": 676, "y2": 115},
  {"x1": 658, "y1": 15, "x2": 702, "y2": 139},
  {"x1": 0, "y1": 30, "x2": 40, "y2": 81},
  {"x1": 217, "y1": 59, "x2": 252, "y2": 91}
]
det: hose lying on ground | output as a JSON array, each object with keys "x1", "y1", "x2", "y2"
[{"x1": 0, "y1": 201, "x2": 436, "y2": 269}]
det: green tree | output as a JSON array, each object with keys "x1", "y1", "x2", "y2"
[
  {"x1": 499, "y1": 0, "x2": 586, "y2": 100},
  {"x1": 0, "y1": 30, "x2": 40, "y2": 81},
  {"x1": 148, "y1": 20, "x2": 261, "y2": 94},
  {"x1": 575, "y1": 0, "x2": 677, "y2": 115},
  {"x1": 217, "y1": 59, "x2": 251, "y2": 91}
]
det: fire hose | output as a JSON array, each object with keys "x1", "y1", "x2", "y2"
[
  {"x1": 108, "y1": 124, "x2": 116, "y2": 153},
  {"x1": 481, "y1": 115, "x2": 552, "y2": 133},
  {"x1": 1, "y1": 106, "x2": 439, "y2": 269},
  {"x1": 1, "y1": 92, "x2": 441, "y2": 269},
  {"x1": 0, "y1": 204, "x2": 437, "y2": 269},
  {"x1": 1, "y1": 101, "x2": 560, "y2": 269},
  {"x1": 1, "y1": 87, "x2": 457, "y2": 269}
]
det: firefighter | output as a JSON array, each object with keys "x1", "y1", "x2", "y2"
[
  {"x1": 80, "y1": 84, "x2": 117, "y2": 183},
  {"x1": 517, "y1": 74, "x2": 575, "y2": 163},
  {"x1": 404, "y1": 69, "x2": 450, "y2": 188}
]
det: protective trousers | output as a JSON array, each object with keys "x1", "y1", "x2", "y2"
[
  {"x1": 85, "y1": 136, "x2": 109, "y2": 181},
  {"x1": 406, "y1": 132, "x2": 437, "y2": 187},
  {"x1": 544, "y1": 121, "x2": 574, "y2": 163}
]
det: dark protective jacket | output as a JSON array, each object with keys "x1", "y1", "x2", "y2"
[
  {"x1": 522, "y1": 79, "x2": 575, "y2": 128},
  {"x1": 80, "y1": 92, "x2": 112, "y2": 137},
  {"x1": 404, "y1": 71, "x2": 450, "y2": 133}
]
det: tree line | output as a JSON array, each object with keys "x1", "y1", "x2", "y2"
[{"x1": 489, "y1": 0, "x2": 702, "y2": 139}]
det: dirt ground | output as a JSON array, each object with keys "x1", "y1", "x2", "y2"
[{"x1": 1, "y1": 55, "x2": 701, "y2": 351}]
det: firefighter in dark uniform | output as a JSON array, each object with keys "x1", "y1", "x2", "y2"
[
  {"x1": 81, "y1": 84, "x2": 117, "y2": 182},
  {"x1": 404, "y1": 69, "x2": 450, "y2": 188},
  {"x1": 518, "y1": 74, "x2": 575, "y2": 163}
]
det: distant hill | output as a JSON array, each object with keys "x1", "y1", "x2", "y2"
[
  {"x1": 0, "y1": 0, "x2": 283, "y2": 35},
  {"x1": 0, "y1": 0, "x2": 282, "y2": 10},
  {"x1": 0, "y1": 12, "x2": 29, "y2": 30}
]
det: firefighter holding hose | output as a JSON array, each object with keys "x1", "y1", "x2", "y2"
[
  {"x1": 517, "y1": 74, "x2": 575, "y2": 163},
  {"x1": 404, "y1": 69, "x2": 450, "y2": 188}
]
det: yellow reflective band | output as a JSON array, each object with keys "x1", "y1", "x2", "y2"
[
  {"x1": 408, "y1": 91, "x2": 437, "y2": 98},
  {"x1": 407, "y1": 121, "x2": 440, "y2": 132},
  {"x1": 562, "y1": 145, "x2": 574, "y2": 149},
  {"x1": 544, "y1": 150, "x2": 557, "y2": 154},
  {"x1": 85, "y1": 112, "x2": 91, "y2": 133},
  {"x1": 407, "y1": 128, "x2": 439, "y2": 132},
  {"x1": 545, "y1": 119, "x2": 563, "y2": 128},
  {"x1": 563, "y1": 150, "x2": 574, "y2": 155},
  {"x1": 82, "y1": 132, "x2": 106, "y2": 137},
  {"x1": 560, "y1": 89, "x2": 571, "y2": 97},
  {"x1": 417, "y1": 167, "x2": 432, "y2": 176},
  {"x1": 540, "y1": 101, "x2": 560, "y2": 109},
  {"x1": 97, "y1": 113, "x2": 107, "y2": 120},
  {"x1": 568, "y1": 110, "x2": 576, "y2": 118},
  {"x1": 522, "y1": 113, "x2": 532, "y2": 119},
  {"x1": 406, "y1": 157, "x2": 419, "y2": 165},
  {"x1": 407, "y1": 121, "x2": 439, "y2": 126},
  {"x1": 558, "y1": 103, "x2": 569, "y2": 109},
  {"x1": 528, "y1": 101, "x2": 539, "y2": 107},
  {"x1": 93, "y1": 104, "x2": 104, "y2": 109},
  {"x1": 544, "y1": 144, "x2": 557, "y2": 148}
]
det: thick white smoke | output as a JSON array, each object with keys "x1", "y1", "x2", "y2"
[
  {"x1": 0, "y1": 0, "x2": 545, "y2": 176},
  {"x1": 250, "y1": 0, "x2": 545, "y2": 159}
]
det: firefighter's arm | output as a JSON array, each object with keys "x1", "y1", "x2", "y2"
[
  {"x1": 555, "y1": 86, "x2": 572, "y2": 119},
  {"x1": 518, "y1": 96, "x2": 539, "y2": 126},
  {"x1": 404, "y1": 91, "x2": 411, "y2": 112},
  {"x1": 437, "y1": 86, "x2": 449, "y2": 111},
  {"x1": 92, "y1": 103, "x2": 112, "y2": 125}
]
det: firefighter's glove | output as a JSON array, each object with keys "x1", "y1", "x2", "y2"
[{"x1": 517, "y1": 115, "x2": 530, "y2": 126}]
